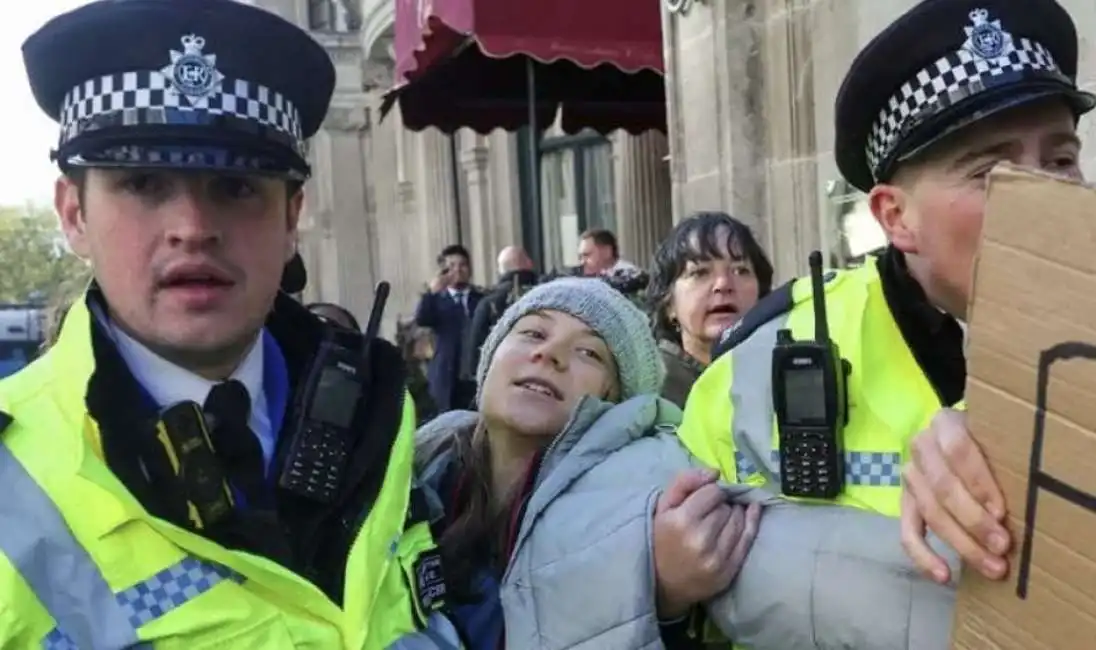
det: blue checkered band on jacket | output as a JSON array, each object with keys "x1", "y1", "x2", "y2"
[
  {"x1": 59, "y1": 71, "x2": 304, "y2": 156},
  {"x1": 866, "y1": 36, "x2": 1062, "y2": 178},
  {"x1": 734, "y1": 449, "x2": 902, "y2": 487}
]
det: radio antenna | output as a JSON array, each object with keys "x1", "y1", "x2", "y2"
[
  {"x1": 364, "y1": 281, "x2": 390, "y2": 343},
  {"x1": 809, "y1": 251, "x2": 829, "y2": 343}
]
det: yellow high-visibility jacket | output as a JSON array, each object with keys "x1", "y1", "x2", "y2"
[
  {"x1": 679, "y1": 260, "x2": 947, "y2": 518},
  {"x1": 0, "y1": 296, "x2": 461, "y2": 649}
]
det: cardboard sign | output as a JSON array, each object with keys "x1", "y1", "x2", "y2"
[{"x1": 953, "y1": 165, "x2": 1096, "y2": 648}]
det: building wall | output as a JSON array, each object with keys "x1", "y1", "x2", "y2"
[
  {"x1": 255, "y1": 0, "x2": 675, "y2": 337},
  {"x1": 662, "y1": 0, "x2": 1096, "y2": 282}
]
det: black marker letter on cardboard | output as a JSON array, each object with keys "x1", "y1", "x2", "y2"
[{"x1": 1017, "y1": 342, "x2": 1096, "y2": 599}]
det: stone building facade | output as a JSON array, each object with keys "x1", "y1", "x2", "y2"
[
  {"x1": 661, "y1": 0, "x2": 1096, "y2": 278},
  {"x1": 256, "y1": 0, "x2": 673, "y2": 336},
  {"x1": 258, "y1": 0, "x2": 1096, "y2": 333}
]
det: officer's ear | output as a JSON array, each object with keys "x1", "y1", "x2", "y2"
[
  {"x1": 868, "y1": 182, "x2": 919, "y2": 255},
  {"x1": 54, "y1": 173, "x2": 91, "y2": 258}
]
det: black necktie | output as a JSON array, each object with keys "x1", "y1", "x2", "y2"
[{"x1": 204, "y1": 380, "x2": 267, "y2": 508}]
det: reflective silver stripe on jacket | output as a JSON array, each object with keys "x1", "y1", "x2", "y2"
[
  {"x1": 728, "y1": 314, "x2": 901, "y2": 487},
  {"x1": 386, "y1": 611, "x2": 464, "y2": 649},
  {"x1": 0, "y1": 444, "x2": 242, "y2": 649}
]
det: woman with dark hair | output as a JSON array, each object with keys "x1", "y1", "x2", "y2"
[{"x1": 647, "y1": 212, "x2": 774, "y2": 407}]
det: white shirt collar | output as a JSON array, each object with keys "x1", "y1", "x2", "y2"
[
  {"x1": 87, "y1": 300, "x2": 274, "y2": 463},
  {"x1": 110, "y1": 322, "x2": 265, "y2": 412}
]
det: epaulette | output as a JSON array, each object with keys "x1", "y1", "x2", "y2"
[{"x1": 710, "y1": 269, "x2": 843, "y2": 362}]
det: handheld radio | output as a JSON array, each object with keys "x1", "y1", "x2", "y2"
[
  {"x1": 770, "y1": 251, "x2": 850, "y2": 499},
  {"x1": 278, "y1": 282, "x2": 390, "y2": 503}
]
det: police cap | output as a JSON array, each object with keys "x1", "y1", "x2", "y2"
[
  {"x1": 22, "y1": 0, "x2": 336, "y2": 181},
  {"x1": 835, "y1": 0, "x2": 1095, "y2": 192}
]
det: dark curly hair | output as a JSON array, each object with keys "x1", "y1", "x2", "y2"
[{"x1": 646, "y1": 211, "x2": 774, "y2": 344}]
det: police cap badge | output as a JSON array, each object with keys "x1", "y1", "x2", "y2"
[
  {"x1": 22, "y1": 0, "x2": 336, "y2": 181},
  {"x1": 835, "y1": 0, "x2": 1094, "y2": 192}
]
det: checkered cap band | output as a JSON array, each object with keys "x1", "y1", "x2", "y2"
[
  {"x1": 59, "y1": 71, "x2": 304, "y2": 157},
  {"x1": 866, "y1": 37, "x2": 1063, "y2": 179}
]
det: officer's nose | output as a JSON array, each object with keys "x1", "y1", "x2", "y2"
[{"x1": 165, "y1": 183, "x2": 222, "y2": 248}]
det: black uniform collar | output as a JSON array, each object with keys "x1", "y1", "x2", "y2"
[{"x1": 876, "y1": 247, "x2": 966, "y2": 406}]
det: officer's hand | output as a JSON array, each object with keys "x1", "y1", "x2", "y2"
[
  {"x1": 652, "y1": 469, "x2": 761, "y2": 620},
  {"x1": 901, "y1": 408, "x2": 1010, "y2": 584}
]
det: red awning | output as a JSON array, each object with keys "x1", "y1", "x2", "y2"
[{"x1": 382, "y1": 0, "x2": 666, "y2": 134}]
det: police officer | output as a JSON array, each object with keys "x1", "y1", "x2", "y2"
[
  {"x1": 0, "y1": 1, "x2": 454, "y2": 647},
  {"x1": 679, "y1": 0, "x2": 1091, "y2": 527}
]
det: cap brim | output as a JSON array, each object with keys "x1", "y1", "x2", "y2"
[
  {"x1": 63, "y1": 143, "x2": 308, "y2": 181},
  {"x1": 896, "y1": 85, "x2": 1096, "y2": 167}
]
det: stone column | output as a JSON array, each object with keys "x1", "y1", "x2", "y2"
[
  {"x1": 415, "y1": 129, "x2": 461, "y2": 254},
  {"x1": 758, "y1": 0, "x2": 822, "y2": 281},
  {"x1": 321, "y1": 103, "x2": 379, "y2": 322},
  {"x1": 362, "y1": 88, "x2": 424, "y2": 335},
  {"x1": 613, "y1": 131, "x2": 674, "y2": 269},
  {"x1": 660, "y1": 0, "x2": 767, "y2": 238},
  {"x1": 459, "y1": 134, "x2": 495, "y2": 282}
]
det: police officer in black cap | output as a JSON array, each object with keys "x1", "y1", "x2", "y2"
[
  {"x1": 890, "y1": 2, "x2": 1095, "y2": 589},
  {"x1": 1, "y1": 1, "x2": 450, "y2": 647},
  {"x1": 678, "y1": 0, "x2": 1092, "y2": 598}
]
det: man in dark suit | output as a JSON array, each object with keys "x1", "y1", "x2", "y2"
[{"x1": 415, "y1": 244, "x2": 483, "y2": 412}]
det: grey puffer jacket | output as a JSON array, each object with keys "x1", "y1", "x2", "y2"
[{"x1": 394, "y1": 395, "x2": 960, "y2": 650}]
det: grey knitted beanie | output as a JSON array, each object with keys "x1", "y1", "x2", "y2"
[{"x1": 475, "y1": 277, "x2": 665, "y2": 403}]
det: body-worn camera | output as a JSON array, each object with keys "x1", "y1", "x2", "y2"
[{"x1": 154, "y1": 402, "x2": 236, "y2": 529}]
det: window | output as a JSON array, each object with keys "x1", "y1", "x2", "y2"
[
  {"x1": 827, "y1": 179, "x2": 886, "y2": 267},
  {"x1": 307, "y1": 0, "x2": 360, "y2": 32},
  {"x1": 519, "y1": 129, "x2": 617, "y2": 272}
]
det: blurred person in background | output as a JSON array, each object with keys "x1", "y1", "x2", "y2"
[
  {"x1": 417, "y1": 244, "x2": 484, "y2": 412},
  {"x1": 396, "y1": 317, "x2": 439, "y2": 425},
  {"x1": 578, "y1": 228, "x2": 637, "y2": 277},
  {"x1": 647, "y1": 212, "x2": 773, "y2": 408},
  {"x1": 461, "y1": 245, "x2": 539, "y2": 382},
  {"x1": 573, "y1": 229, "x2": 650, "y2": 306}
]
